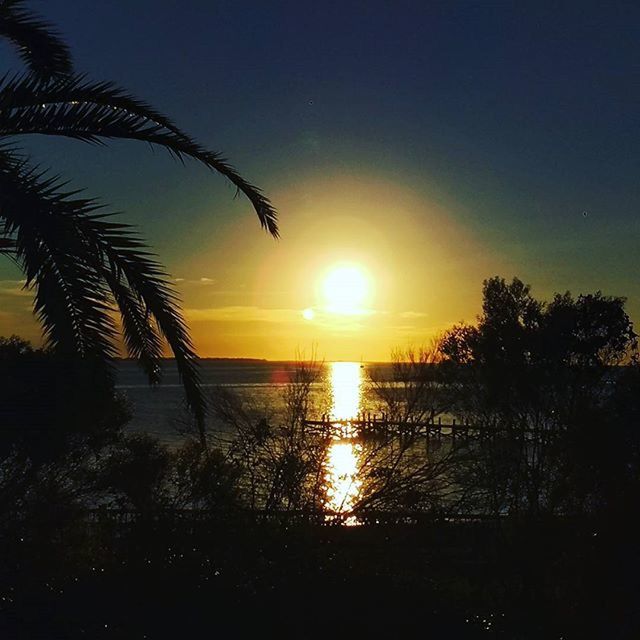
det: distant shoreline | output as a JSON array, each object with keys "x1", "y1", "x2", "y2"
[
  {"x1": 117, "y1": 357, "x2": 269, "y2": 363},
  {"x1": 116, "y1": 358, "x2": 390, "y2": 364}
]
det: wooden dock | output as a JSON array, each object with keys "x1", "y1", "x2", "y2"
[{"x1": 304, "y1": 414, "x2": 561, "y2": 441}]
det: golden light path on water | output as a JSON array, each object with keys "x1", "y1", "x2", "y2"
[{"x1": 325, "y1": 362, "x2": 363, "y2": 518}]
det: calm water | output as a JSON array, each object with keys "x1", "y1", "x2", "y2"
[
  {"x1": 117, "y1": 360, "x2": 370, "y2": 514},
  {"x1": 116, "y1": 360, "x2": 375, "y2": 436},
  {"x1": 117, "y1": 360, "x2": 304, "y2": 437}
]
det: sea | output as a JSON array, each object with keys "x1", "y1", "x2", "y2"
[{"x1": 115, "y1": 359, "x2": 384, "y2": 443}]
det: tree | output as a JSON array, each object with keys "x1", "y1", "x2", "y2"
[
  {"x1": 0, "y1": 334, "x2": 131, "y2": 462},
  {"x1": 0, "y1": 1, "x2": 279, "y2": 441},
  {"x1": 356, "y1": 344, "x2": 462, "y2": 517},
  {"x1": 440, "y1": 276, "x2": 638, "y2": 517},
  {"x1": 208, "y1": 356, "x2": 327, "y2": 514}
]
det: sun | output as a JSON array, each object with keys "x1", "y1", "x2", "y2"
[{"x1": 321, "y1": 264, "x2": 372, "y2": 314}]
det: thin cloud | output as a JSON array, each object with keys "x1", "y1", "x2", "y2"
[
  {"x1": 172, "y1": 277, "x2": 217, "y2": 286},
  {"x1": 184, "y1": 306, "x2": 299, "y2": 323}
]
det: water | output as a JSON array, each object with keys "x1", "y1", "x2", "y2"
[
  {"x1": 324, "y1": 362, "x2": 363, "y2": 514},
  {"x1": 116, "y1": 359, "x2": 378, "y2": 437},
  {"x1": 117, "y1": 359, "x2": 371, "y2": 514}
]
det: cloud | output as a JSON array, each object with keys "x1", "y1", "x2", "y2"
[
  {"x1": 172, "y1": 277, "x2": 216, "y2": 286},
  {"x1": 184, "y1": 306, "x2": 299, "y2": 324},
  {"x1": 183, "y1": 306, "x2": 373, "y2": 332},
  {"x1": 167, "y1": 303, "x2": 445, "y2": 344}
]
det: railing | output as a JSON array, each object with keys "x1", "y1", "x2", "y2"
[
  {"x1": 304, "y1": 414, "x2": 562, "y2": 439},
  {"x1": 83, "y1": 507, "x2": 518, "y2": 527}
]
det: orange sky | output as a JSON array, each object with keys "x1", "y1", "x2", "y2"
[
  {"x1": 143, "y1": 171, "x2": 516, "y2": 361},
  {"x1": 2, "y1": 169, "x2": 637, "y2": 362}
]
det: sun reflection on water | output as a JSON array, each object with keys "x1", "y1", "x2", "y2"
[{"x1": 325, "y1": 362, "x2": 363, "y2": 519}]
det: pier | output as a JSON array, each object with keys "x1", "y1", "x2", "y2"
[{"x1": 304, "y1": 413, "x2": 563, "y2": 442}]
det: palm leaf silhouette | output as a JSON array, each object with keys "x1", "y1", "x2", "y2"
[
  {"x1": 0, "y1": 0, "x2": 72, "y2": 78},
  {"x1": 0, "y1": 4, "x2": 278, "y2": 442}
]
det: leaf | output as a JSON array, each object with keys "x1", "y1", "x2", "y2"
[{"x1": 0, "y1": 0, "x2": 72, "y2": 78}]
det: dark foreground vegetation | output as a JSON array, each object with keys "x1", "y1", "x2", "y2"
[
  {"x1": 3, "y1": 512, "x2": 637, "y2": 638},
  {"x1": 2, "y1": 277, "x2": 639, "y2": 638}
]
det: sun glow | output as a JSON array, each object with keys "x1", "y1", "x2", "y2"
[{"x1": 321, "y1": 264, "x2": 372, "y2": 315}]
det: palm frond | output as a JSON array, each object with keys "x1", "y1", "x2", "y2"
[
  {"x1": 0, "y1": 74, "x2": 279, "y2": 237},
  {"x1": 0, "y1": 73, "x2": 180, "y2": 135},
  {"x1": 78, "y1": 212, "x2": 206, "y2": 431},
  {"x1": 0, "y1": 0, "x2": 72, "y2": 78},
  {"x1": 0, "y1": 17, "x2": 278, "y2": 441},
  {"x1": 0, "y1": 151, "x2": 207, "y2": 437},
  {"x1": 105, "y1": 273, "x2": 164, "y2": 386},
  {"x1": 0, "y1": 235, "x2": 16, "y2": 254},
  {"x1": 0, "y1": 152, "x2": 116, "y2": 366}
]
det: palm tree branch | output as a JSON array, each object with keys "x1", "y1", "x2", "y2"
[
  {"x1": 73, "y1": 213, "x2": 208, "y2": 436},
  {"x1": 0, "y1": 150, "x2": 207, "y2": 437},
  {"x1": 0, "y1": 73, "x2": 181, "y2": 135},
  {"x1": 0, "y1": 153, "x2": 116, "y2": 365},
  {"x1": 104, "y1": 272, "x2": 164, "y2": 385},
  {"x1": 0, "y1": 86, "x2": 279, "y2": 237},
  {"x1": 88, "y1": 217, "x2": 207, "y2": 431},
  {"x1": 0, "y1": 0, "x2": 72, "y2": 78},
  {"x1": 0, "y1": 235, "x2": 16, "y2": 254}
]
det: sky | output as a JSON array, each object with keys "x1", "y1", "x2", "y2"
[{"x1": 1, "y1": 1, "x2": 638, "y2": 361}]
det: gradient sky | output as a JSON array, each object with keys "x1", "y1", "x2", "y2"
[{"x1": 1, "y1": 1, "x2": 638, "y2": 360}]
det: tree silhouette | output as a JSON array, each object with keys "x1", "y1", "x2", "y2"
[
  {"x1": 0, "y1": 1, "x2": 278, "y2": 440},
  {"x1": 440, "y1": 276, "x2": 638, "y2": 517}
]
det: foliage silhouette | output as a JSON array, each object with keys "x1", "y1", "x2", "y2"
[
  {"x1": 440, "y1": 276, "x2": 638, "y2": 518},
  {"x1": 0, "y1": 2, "x2": 278, "y2": 439},
  {"x1": 207, "y1": 355, "x2": 327, "y2": 514}
]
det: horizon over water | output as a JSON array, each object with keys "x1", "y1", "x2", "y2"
[{"x1": 116, "y1": 359, "x2": 379, "y2": 441}]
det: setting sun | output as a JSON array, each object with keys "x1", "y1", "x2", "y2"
[{"x1": 321, "y1": 264, "x2": 372, "y2": 315}]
